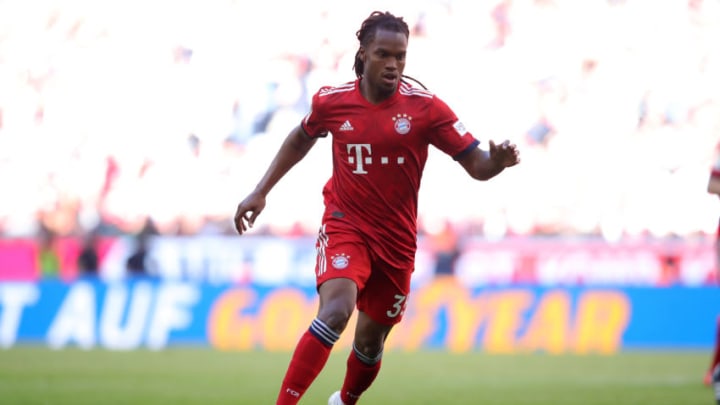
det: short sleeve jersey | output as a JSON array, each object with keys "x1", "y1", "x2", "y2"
[
  {"x1": 302, "y1": 79, "x2": 480, "y2": 268},
  {"x1": 712, "y1": 145, "x2": 720, "y2": 179},
  {"x1": 710, "y1": 144, "x2": 720, "y2": 236}
]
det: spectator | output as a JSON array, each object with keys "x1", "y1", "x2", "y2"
[
  {"x1": 77, "y1": 231, "x2": 100, "y2": 277},
  {"x1": 125, "y1": 230, "x2": 156, "y2": 277},
  {"x1": 36, "y1": 226, "x2": 60, "y2": 278},
  {"x1": 428, "y1": 220, "x2": 461, "y2": 277}
]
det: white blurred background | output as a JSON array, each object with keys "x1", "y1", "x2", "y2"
[{"x1": 0, "y1": 0, "x2": 719, "y2": 242}]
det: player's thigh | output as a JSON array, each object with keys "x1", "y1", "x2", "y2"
[
  {"x1": 356, "y1": 263, "x2": 411, "y2": 326},
  {"x1": 315, "y1": 223, "x2": 372, "y2": 291}
]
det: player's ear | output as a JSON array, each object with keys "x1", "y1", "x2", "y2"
[{"x1": 358, "y1": 46, "x2": 366, "y2": 63}]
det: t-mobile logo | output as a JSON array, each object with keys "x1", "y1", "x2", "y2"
[{"x1": 346, "y1": 143, "x2": 405, "y2": 174}]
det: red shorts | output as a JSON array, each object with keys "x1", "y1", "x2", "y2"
[{"x1": 314, "y1": 218, "x2": 412, "y2": 326}]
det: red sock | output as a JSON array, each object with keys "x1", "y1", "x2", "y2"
[
  {"x1": 340, "y1": 349, "x2": 382, "y2": 405},
  {"x1": 276, "y1": 330, "x2": 333, "y2": 405},
  {"x1": 711, "y1": 315, "x2": 720, "y2": 370}
]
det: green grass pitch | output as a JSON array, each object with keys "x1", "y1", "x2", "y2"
[{"x1": 0, "y1": 347, "x2": 712, "y2": 404}]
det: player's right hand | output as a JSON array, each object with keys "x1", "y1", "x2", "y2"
[{"x1": 234, "y1": 192, "x2": 266, "y2": 235}]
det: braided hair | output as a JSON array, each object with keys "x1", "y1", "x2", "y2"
[{"x1": 353, "y1": 11, "x2": 428, "y2": 90}]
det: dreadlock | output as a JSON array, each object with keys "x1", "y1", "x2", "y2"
[{"x1": 353, "y1": 11, "x2": 427, "y2": 90}]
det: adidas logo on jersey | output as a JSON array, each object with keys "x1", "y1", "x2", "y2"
[{"x1": 339, "y1": 120, "x2": 354, "y2": 131}]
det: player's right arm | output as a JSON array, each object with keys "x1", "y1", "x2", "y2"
[
  {"x1": 708, "y1": 171, "x2": 720, "y2": 196},
  {"x1": 708, "y1": 145, "x2": 720, "y2": 196},
  {"x1": 234, "y1": 125, "x2": 317, "y2": 235}
]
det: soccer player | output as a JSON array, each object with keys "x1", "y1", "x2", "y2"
[
  {"x1": 233, "y1": 11, "x2": 520, "y2": 405},
  {"x1": 706, "y1": 147, "x2": 720, "y2": 388}
]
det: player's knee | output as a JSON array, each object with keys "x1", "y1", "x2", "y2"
[
  {"x1": 353, "y1": 338, "x2": 384, "y2": 360},
  {"x1": 354, "y1": 329, "x2": 388, "y2": 358},
  {"x1": 317, "y1": 302, "x2": 354, "y2": 333}
]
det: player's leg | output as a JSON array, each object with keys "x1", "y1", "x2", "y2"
[
  {"x1": 276, "y1": 279, "x2": 357, "y2": 405},
  {"x1": 334, "y1": 311, "x2": 393, "y2": 405},
  {"x1": 713, "y1": 363, "x2": 720, "y2": 403},
  {"x1": 706, "y1": 315, "x2": 720, "y2": 386},
  {"x1": 333, "y1": 262, "x2": 411, "y2": 405},
  {"x1": 276, "y1": 223, "x2": 371, "y2": 405},
  {"x1": 708, "y1": 232, "x2": 720, "y2": 386}
]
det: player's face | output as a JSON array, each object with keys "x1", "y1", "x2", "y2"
[{"x1": 360, "y1": 28, "x2": 407, "y2": 102}]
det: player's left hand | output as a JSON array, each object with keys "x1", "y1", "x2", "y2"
[{"x1": 489, "y1": 140, "x2": 520, "y2": 168}]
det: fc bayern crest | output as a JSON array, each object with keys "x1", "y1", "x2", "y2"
[
  {"x1": 393, "y1": 113, "x2": 412, "y2": 135},
  {"x1": 331, "y1": 253, "x2": 350, "y2": 269}
]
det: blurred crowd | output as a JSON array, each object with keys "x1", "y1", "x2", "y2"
[{"x1": 1, "y1": 0, "x2": 719, "y2": 244}]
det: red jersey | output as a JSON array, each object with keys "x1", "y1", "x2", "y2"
[
  {"x1": 712, "y1": 144, "x2": 720, "y2": 179},
  {"x1": 710, "y1": 144, "x2": 720, "y2": 236},
  {"x1": 301, "y1": 79, "x2": 480, "y2": 268}
]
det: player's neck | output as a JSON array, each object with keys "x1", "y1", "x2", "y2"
[{"x1": 359, "y1": 77, "x2": 394, "y2": 105}]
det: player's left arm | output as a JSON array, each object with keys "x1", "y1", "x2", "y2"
[
  {"x1": 427, "y1": 96, "x2": 519, "y2": 180},
  {"x1": 457, "y1": 140, "x2": 520, "y2": 181}
]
